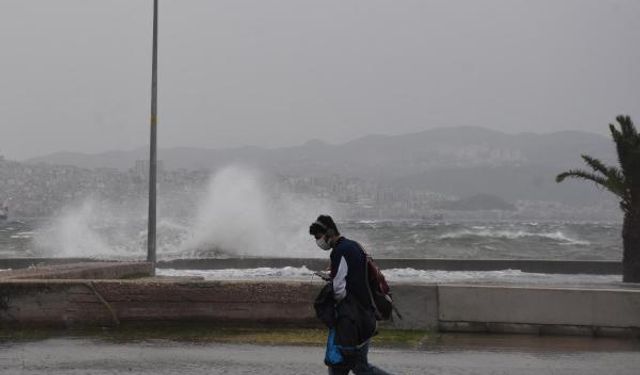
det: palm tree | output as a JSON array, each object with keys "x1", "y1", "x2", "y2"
[{"x1": 556, "y1": 115, "x2": 640, "y2": 283}]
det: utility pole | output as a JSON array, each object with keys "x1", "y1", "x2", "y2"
[{"x1": 147, "y1": 0, "x2": 159, "y2": 273}]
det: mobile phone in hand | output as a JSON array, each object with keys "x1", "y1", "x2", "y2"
[{"x1": 313, "y1": 271, "x2": 330, "y2": 281}]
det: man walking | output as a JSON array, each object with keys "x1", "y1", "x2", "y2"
[{"x1": 310, "y1": 215, "x2": 392, "y2": 375}]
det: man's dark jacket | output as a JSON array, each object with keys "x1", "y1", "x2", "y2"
[{"x1": 315, "y1": 237, "x2": 377, "y2": 348}]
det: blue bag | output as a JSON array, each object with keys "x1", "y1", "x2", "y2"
[{"x1": 324, "y1": 328, "x2": 344, "y2": 366}]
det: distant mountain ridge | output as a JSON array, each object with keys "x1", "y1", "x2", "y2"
[
  {"x1": 27, "y1": 126, "x2": 611, "y2": 172},
  {"x1": 26, "y1": 126, "x2": 615, "y2": 205}
]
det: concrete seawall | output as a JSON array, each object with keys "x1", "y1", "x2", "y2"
[
  {"x1": 0, "y1": 262, "x2": 152, "y2": 280},
  {"x1": 1, "y1": 277, "x2": 638, "y2": 337},
  {"x1": 0, "y1": 279, "x2": 320, "y2": 328}
]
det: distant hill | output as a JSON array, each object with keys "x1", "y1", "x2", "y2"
[{"x1": 26, "y1": 126, "x2": 615, "y2": 205}]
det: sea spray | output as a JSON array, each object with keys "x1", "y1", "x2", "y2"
[
  {"x1": 28, "y1": 166, "x2": 339, "y2": 259},
  {"x1": 180, "y1": 165, "x2": 339, "y2": 258},
  {"x1": 34, "y1": 198, "x2": 120, "y2": 258},
  {"x1": 180, "y1": 166, "x2": 272, "y2": 256},
  {"x1": 33, "y1": 196, "x2": 198, "y2": 259}
]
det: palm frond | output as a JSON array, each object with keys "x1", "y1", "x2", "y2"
[
  {"x1": 609, "y1": 122, "x2": 623, "y2": 141},
  {"x1": 580, "y1": 155, "x2": 627, "y2": 196},
  {"x1": 556, "y1": 169, "x2": 607, "y2": 185},
  {"x1": 580, "y1": 155, "x2": 612, "y2": 176},
  {"x1": 616, "y1": 115, "x2": 638, "y2": 139},
  {"x1": 556, "y1": 169, "x2": 629, "y2": 201},
  {"x1": 610, "y1": 117, "x2": 640, "y2": 188},
  {"x1": 561, "y1": 116, "x2": 638, "y2": 215}
]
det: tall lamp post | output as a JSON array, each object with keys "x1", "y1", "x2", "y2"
[{"x1": 147, "y1": 0, "x2": 159, "y2": 272}]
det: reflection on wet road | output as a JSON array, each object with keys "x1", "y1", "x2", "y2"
[{"x1": 1, "y1": 337, "x2": 639, "y2": 375}]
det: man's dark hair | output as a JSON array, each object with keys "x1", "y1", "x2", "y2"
[{"x1": 309, "y1": 215, "x2": 340, "y2": 237}]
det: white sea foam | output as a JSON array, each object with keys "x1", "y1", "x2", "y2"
[
  {"x1": 382, "y1": 268, "x2": 619, "y2": 284},
  {"x1": 357, "y1": 220, "x2": 380, "y2": 225},
  {"x1": 156, "y1": 267, "x2": 622, "y2": 285},
  {"x1": 157, "y1": 266, "x2": 316, "y2": 280},
  {"x1": 437, "y1": 229, "x2": 590, "y2": 245},
  {"x1": 10, "y1": 231, "x2": 33, "y2": 239}
]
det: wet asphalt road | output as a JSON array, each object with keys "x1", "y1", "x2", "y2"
[{"x1": 1, "y1": 338, "x2": 640, "y2": 375}]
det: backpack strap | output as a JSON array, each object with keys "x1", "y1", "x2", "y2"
[{"x1": 355, "y1": 241, "x2": 384, "y2": 320}]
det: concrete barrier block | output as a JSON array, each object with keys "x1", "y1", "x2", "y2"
[
  {"x1": 382, "y1": 284, "x2": 438, "y2": 330},
  {"x1": 438, "y1": 285, "x2": 640, "y2": 328}
]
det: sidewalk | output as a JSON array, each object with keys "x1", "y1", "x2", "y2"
[{"x1": 1, "y1": 336, "x2": 639, "y2": 375}]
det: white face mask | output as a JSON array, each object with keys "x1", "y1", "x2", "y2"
[{"x1": 316, "y1": 236, "x2": 331, "y2": 251}]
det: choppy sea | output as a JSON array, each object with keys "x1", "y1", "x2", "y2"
[
  {"x1": 0, "y1": 218, "x2": 627, "y2": 284},
  {"x1": 0, "y1": 219, "x2": 621, "y2": 261}
]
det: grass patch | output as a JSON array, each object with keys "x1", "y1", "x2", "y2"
[{"x1": 374, "y1": 329, "x2": 430, "y2": 348}]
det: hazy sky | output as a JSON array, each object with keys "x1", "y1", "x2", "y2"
[{"x1": 0, "y1": 0, "x2": 638, "y2": 160}]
